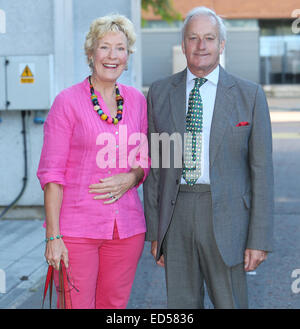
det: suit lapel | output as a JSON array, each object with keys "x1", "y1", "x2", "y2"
[
  {"x1": 209, "y1": 66, "x2": 235, "y2": 169},
  {"x1": 169, "y1": 69, "x2": 187, "y2": 137}
]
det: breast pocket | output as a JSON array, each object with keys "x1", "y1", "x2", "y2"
[
  {"x1": 230, "y1": 125, "x2": 251, "y2": 154},
  {"x1": 231, "y1": 125, "x2": 251, "y2": 135}
]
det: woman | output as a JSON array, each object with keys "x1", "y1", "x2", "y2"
[{"x1": 37, "y1": 14, "x2": 149, "y2": 309}]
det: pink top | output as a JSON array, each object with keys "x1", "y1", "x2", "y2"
[{"x1": 37, "y1": 78, "x2": 150, "y2": 239}]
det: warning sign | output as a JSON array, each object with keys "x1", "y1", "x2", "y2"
[{"x1": 20, "y1": 64, "x2": 35, "y2": 83}]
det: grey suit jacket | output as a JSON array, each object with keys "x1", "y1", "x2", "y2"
[{"x1": 143, "y1": 66, "x2": 274, "y2": 267}]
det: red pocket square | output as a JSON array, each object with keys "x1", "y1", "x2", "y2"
[{"x1": 236, "y1": 121, "x2": 250, "y2": 127}]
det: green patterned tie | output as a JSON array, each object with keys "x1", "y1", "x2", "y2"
[{"x1": 183, "y1": 77, "x2": 207, "y2": 185}]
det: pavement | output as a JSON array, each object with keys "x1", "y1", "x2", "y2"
[
  {"x1": 0, "y1": 96, "x2": 300, "y2": 309},
  {"x1": 268, "y1": 97, "x2": 300, "y2": 123}
]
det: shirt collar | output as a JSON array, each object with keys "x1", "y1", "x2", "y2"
[{"x1": 187, "y1": 64, "x2": 219, "y2": 86}]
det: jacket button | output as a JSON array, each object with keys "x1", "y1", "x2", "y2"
[
  {"x1": 171, "y1": 200, "x2": 176, "y2": 206},
  {"x1": 176, "y1": 179, "x2": 179, "y2": 185}
]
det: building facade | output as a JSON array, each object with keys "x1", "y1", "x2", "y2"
[{"x1": 141, "y1": 0, "x2": 300, "y2": 88}]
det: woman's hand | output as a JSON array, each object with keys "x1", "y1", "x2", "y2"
[
  {"x1": 44, "y1": 183, "x2": 68, "y2": 270},
  {"x1": 89, "y1": 168, "x2": 144, "y2": 204},
  {"x1": 45, "y1": 238, "x2": 69, "y2": 271}
]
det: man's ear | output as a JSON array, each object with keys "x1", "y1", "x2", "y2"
[
  {"x1": 219, "y1": 40, "x2": 225, "y2": 55},
  {"x1": 181, "y1": 40, "x2": 186, "y2": 55}
]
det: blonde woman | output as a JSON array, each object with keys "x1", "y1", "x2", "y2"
[{"x1": 37, "y1": 14, "x2": 149, "y2": 309}]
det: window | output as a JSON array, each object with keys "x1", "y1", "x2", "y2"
[{"x1": 260, "y1": 19, "x2": 300, "y2": 84}]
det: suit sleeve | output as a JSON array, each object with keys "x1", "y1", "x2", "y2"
[
  {"x1": 246, "y1": 85, "x2": 274, "y2": 251},
  {"x1": 143, "y1": 84, "x2": 161, "y2": 241}
]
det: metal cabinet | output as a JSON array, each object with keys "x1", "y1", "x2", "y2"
[
  {"x1": 0, "y1": 55, "x2": 53, "y2": 111},
  {"x1": 0, "y1": 56, "x2": 5, "y2": 110}
]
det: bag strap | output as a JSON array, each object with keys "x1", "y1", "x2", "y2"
[
  {"x1": 61, "y1": 261, "x2": 72, "y2": 309},
  {"x1": 42, "y1": 265, "x2": 53, "y2": 309},
  {"x1": 42, "y1": 260, "x2": 73, "y2": 309},
  {"x1": 58, "y1": 263, "x2": 64, "y2": 309},
  {"x1": 58, "y1": 260, "x2": 72, "y2": 309}
]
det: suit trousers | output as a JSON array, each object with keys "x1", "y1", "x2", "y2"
[{"x1": 162, "y1": 184, "x2": 248, "y2": 309}]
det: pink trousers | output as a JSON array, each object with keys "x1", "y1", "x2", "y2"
[{"x1": 54, "y1": 224, "x2": 145, "y2": 309}]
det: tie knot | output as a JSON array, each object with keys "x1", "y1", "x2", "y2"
[{"x1": 194, "y1": 77, "x2": 207, "y2": 88}]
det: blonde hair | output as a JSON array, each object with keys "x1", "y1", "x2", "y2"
[{"x1": 84, "y1": 14, "x2": 136, "y2": 69}]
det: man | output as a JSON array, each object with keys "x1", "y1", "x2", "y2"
[{"x1": 143, "y1": 6, "x2": 274, "y2": 309}]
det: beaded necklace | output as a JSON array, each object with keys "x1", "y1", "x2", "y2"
[{"x1": 88, "y1": 75, "x2": 123, "y2": 125}]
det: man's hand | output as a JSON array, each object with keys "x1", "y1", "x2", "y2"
[
  {"x1": 151, "y1": 240, "x2": 165, "y2": 267},
  {"x1": 244, "y1": 248, "x2": 267, "y2": 271}
]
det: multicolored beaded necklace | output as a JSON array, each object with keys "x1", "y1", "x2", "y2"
[{"x1": 88, "y1": 75, "x2": 123, "y2": 125}]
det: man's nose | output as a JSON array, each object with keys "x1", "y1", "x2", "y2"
[{"x1": 196, "y1": 39, "x2": 206, "y2": 49}]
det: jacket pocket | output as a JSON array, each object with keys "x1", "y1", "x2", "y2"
[
  {"x1": 231, "y1": 125, "x2": 251, "y2": 134},
  {"x1": 242, "y1": 192, "x2": 251, "y2": 209}
]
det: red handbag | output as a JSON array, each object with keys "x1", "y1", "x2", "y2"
[{"x1": 42, "y1": 260, "x2": 72, "y2": 309}]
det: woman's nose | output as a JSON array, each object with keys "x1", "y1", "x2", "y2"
[{"x1": 108, "y1": 48, "x2": 117, "y2": 59}]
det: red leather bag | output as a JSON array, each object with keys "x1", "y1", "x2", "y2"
[{"x1": 42, "y1": 260, "x2": 72, "y2": 309}]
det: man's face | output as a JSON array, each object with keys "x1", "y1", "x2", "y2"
[{"x1": 182, "y1": 14, "x2": 225, "y2": 77}]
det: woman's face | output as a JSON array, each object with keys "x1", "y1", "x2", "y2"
[{"x1": 91, "y1": 31, "x2": 128, "y2": 84}]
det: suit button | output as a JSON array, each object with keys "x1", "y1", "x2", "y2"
[
  {"x1": 176, "y1": 179, "x2": 179, "y2": 185},
  {"x1": 171, "y1": 200, "x2": 176, "y2": 206}
]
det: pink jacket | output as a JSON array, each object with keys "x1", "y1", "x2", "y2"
[{"x1": 37, "y1": 78, "x2": 150, "y2": 239}]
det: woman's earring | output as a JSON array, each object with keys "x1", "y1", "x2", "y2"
[
  {"x1": 124, "y1": 62, "x2": 128, "y2": 71},
  {"x1": 89, "y1": 57, "x2": 94, "y2": 70}
]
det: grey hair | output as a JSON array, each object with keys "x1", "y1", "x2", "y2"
[{"x1": 182, "y1": 6, "x2": 226, "y2": 42}]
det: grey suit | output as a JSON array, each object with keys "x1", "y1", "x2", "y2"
[{"x1": 143, "y1": 66, "x2": 274, "y2": 308}]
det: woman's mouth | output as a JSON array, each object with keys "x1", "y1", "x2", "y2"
[{"x1": 103, "y1": 64, "x2": 118, "y2": 69}]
